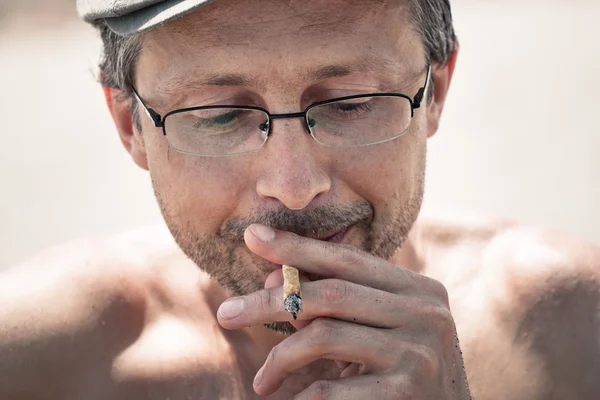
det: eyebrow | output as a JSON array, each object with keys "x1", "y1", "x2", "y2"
[
  {"x1": 156, "y1": 73, "x2": 262, "y2": 94},
  {"x1": 200, "y1": 73, "x2": 255, "y2": 87},
  {"x1": 312, "y1": 58, "x2": 398, "y2": 81}
]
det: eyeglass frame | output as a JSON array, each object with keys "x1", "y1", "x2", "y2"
[{"x1": 131, "y1": 63, "x2": 432, "y2": 156}]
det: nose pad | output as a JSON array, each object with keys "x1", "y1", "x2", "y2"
[{"x1": 259, "y1": 120, "x2": 270, "y2": 137}]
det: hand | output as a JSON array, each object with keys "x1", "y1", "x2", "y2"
[{"x1": 217, "y1": 224, "x2": 471, "y2": 399}]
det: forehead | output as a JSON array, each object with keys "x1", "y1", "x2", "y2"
[{"x1": 136, "y1": 0, "x2": 423, "y2": 95}]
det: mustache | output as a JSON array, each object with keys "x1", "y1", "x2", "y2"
[{"x1": 218, "y1": 202, "x2": 374, "y2": 241}]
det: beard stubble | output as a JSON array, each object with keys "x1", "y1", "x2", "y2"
[{"x1": 153, "y1": 152, "x2": 425, "y2": 335}]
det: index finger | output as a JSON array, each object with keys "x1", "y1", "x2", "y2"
[{"x1": 244, "y1": 224, "x2": 422, "y2": 294}]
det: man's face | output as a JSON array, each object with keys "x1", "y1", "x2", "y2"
[{"x1": 131, "y1": 0, "x2": 439, "y2": 332}]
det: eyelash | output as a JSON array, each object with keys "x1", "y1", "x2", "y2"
[
  {"x1": 328, "y1": 101, "x2": 373, "y2": 114},
  {"x1": 193, "y1": 110, "x2": 243, "y2": 129}
]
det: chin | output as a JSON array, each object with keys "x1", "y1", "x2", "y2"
[{"x1": 264, "y1": 321, "x2": 298, "y2": 335}]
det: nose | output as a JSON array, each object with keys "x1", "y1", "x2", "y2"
[{"x1": 255, "y1": 118, "x2": 331, "y2": 210}]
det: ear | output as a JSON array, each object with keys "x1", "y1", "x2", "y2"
[
  {"x1": 426, "y1": 43, "x2": 459, "y2": 138},
  {"x1": 103, "y1": 86, "x2": 149, "y2": 170}
]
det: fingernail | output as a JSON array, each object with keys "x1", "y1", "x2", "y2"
[
  {"x1": 218, "y1": 298, "x2": 244, "y2": 320},
  {"x1": 251, "y1": 225, "x2": 275, "y2": 242},
  {"x1": 254, "y1": 365, "x2": 264, "y2": 388}
]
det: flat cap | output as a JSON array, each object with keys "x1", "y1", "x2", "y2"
[{"x1": 77, "y1": 0, "x2": 216, "y2": 36}]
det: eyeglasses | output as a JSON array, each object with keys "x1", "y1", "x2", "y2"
[{"x1": 132, "y1": 64, "x2": 431, "y2": 158}]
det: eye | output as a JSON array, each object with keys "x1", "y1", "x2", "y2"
[
  {"x1": 213, "y1": 112, "x2": 238, "y2": 124},
  {"x1": 328, "y1": 101, "x2": 373, "y2": 114},
  {"x1": 193, "y1": 110, "x2": 243, "y2": 129}
]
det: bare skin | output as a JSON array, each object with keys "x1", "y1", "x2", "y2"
[
  {"x1": 1, "y1": 218, "x2": 599, "y2": 399},
  {"x1": 2, "y1": 0, "x2": 600, "y2": 399}
]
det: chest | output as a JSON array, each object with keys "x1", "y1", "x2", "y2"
[
  {"x1": 78, "y1": 314, "x2": 339, "y2": 400},
  {"x1": 99, "y1": 315, "x2": 253, "y2": 399},
  {"x1": 75, "y1": 249, "x2": 541, "y2": 400}
]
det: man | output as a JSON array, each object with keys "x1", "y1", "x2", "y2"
[{"x1": 1, "y1": 0, "x2": 598, "y2": 398}]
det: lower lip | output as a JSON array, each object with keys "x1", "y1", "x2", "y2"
[{"x1": 325, "y1": 225, "x2": 352, "y2": 244}]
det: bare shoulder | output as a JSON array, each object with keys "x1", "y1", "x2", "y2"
[
  {"x1": 416, "y1": 214, "x2": 600, "y2": 399},
  {"x1": 483, "y1": 222, "x2": 600, "y2": 307},
  {"x1": 0, "y1": 226, "x2": 186, "y2": 398},
  {"x1": 2, "y1": 225, "x2": 181, "y2": 310},
  {"x1": 2, "y1": 226, "x2": 244, "y2": 399},
  {"x1": 484, "y1": 223, "x2": 600, "y2": 398},
  {"x1": 416, "y1": 213, "x2": 600, "y2": 292}
]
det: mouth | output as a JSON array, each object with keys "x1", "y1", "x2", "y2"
[
  {"x1": 261, "y1": 224, "x2": 355, "y2": 273},
  {"x1": 307, "y1": 224, "x2": 354, "y2": 244}
]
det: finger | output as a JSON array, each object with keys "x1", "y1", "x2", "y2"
[
  {"x1": 218, "y1": 278, "x2": 422, "y2": 330},
  {"x1": 264, "y1": 268, "x2": 311, "y2": 330},
  {"x1": 340, "y1": 362, "x2": 361, "y2": 378},
  {"x1": 335, "y1": 360, "x2": 352, "y2": 374},
  {"x1": 244, "y1": 224, "x2": 437, "y2": 296},
  {"x1": 253, "y1": 318, "x2": 393, "y2": 396},
  {"x1": 291, "y1": 374, "x2": 406, "y2": 400}
]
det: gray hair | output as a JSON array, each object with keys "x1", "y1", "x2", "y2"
[
  {"x1": 95, "y1": 1, "x2": 456, "y2": 99},
  {"x1": 95, "y1": 19, "x2": 143, "y2": 100}
]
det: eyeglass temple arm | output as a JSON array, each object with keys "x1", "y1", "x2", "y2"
[
  {"x1": 412, "y1": 63, "x2": 432, "y2": 110},
  {"x1": 131, "y1": 87, "x2": 164, "y2": 128}
]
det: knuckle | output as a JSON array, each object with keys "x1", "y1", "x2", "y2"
[
  {"x1": 430, "y1": 279, "x2": 450, "y2": 307},
  {"x1": 419, "y1": 276, "x2": 450, "y2": 306},
  {"x1": 409, "y1": 345, "x2": 441, "y2": 381},
  {"x1": 338, "y1": 245, "x2": 366, "y2": 268},
  {"x1": 253, "y1": 288, "x2": 278, "y2": 313},
  {"x1": 418, "y1": 301, "x2": 455, "y2": 337},
  {"x1": 307, "y1": 318, "x2": 339, "y2": 347},
  {"x1": 380, "y1": 334, "x2": 407, "y2": 365},
  {"x1": 289, "y1": 231, "x2": 309, "y2": 252},
  {"x1": 321, "y1": 279, "x2": 351, "y2": 305},
  {"x1": 388, "y1": 340, "x2": 441, "y2": 383},
  {"x1": 429, "y1": 305, "x2": 455, "y2": 335}
]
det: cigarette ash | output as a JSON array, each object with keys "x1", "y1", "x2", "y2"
[{"x1": 284, "y1": 294, "x2": 303, "y2": 320}]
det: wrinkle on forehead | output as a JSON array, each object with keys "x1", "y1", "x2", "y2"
[
  {"x1": 145, "y1": 0, "x2": 404, "y2": 48},
  {"x1": 153, "y1": 56, "x2": 403, "y2": 98},
  {"x1": 137, "y1": 0, "x2": 420, "y2": 101}
]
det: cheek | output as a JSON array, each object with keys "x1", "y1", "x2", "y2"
[
  {"x1": 335, "y1": 129, "x2": 426, "y2": 210},
  {"x1": 145, "y1": 135, "x2": 252, "y2": 234}
]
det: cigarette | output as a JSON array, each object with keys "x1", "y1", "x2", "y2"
[{"x1": 282, "y1": 265, "x2": 303, "y2": 320}]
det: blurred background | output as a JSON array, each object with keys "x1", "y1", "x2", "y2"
[{"x1": 1, "y1": 0, "x2": 599, "y2": 268}]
